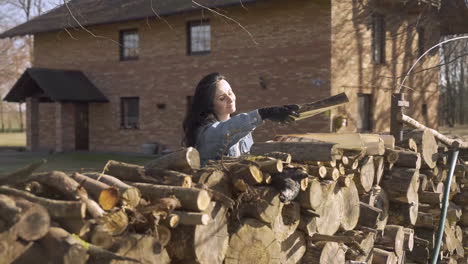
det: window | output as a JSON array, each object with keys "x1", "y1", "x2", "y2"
[
  {"x1": 188, "y1": 20, "x2": 211, "y2": 54},
  {"x1": 121, "y1": 97, "x2": 139, "y2": 129},
  {"x1": 120, "y1": 29, "x2": 139, "y2": 60},
  {"x1": 371, "y1": 14, "x2": 385, "y2": 64},
  {"x1": 417, "y1": 27, "x2": 425, "y2": 57},
  {"x1": 357, "y1": 93, "x2": 373, "y2": 132}
]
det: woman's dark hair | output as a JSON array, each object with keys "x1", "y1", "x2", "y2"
[{"x1": 183, "y1": 72, "x2": 225, "y2": 147}]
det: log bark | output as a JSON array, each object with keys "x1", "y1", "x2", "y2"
[
  {"x1": 307, "y1": 165, "x2": 327, "y2": 178},
  {"x1": 39, "y1": 228, "x2": 89, "y2": 264},
  {"x1": 226, "y1": 162, "x2": 263, "y2": 185},
  {"x1": 256, "y1": 158, "x2": 283, "y2": 174},
  {"x1": 302, "y1": 241, "x2": 346, "y2": 264},
  {"x1": 103, "y1": 160, "x2": 162, "y2": 184},
  {"x1": 262, "y1": 152, "x2": 292, "y2": 164},
  {"x1": 130, "y1": 182, "x2": 211, "y2": 211},
  {"x1": 406, "y1": 237, "x2": 430, "y2": 264},
  {"x1": 0, "y1": 186, "x2": 86, "y2": 219},
  {"x1": 144, "y1": 147, "x2": 200, "y2": 173},
  {"x1": 167, "y1": 202, "x2": 229, "y2": 264},
  {"x1": 83, "y1": 172, "x2": 141, "y2": 208},
  {"x1": 280, "y1": 230, "x2": 306, "y2": 264},
  {"x1": 355, "y1": 156, "x2": 375, "y2": 194},
  {"x1": 358, "y1": 202, "x2": 382, "y2": 229},
  {"x1": 195, "y1": 168, "x2": 232, "y2": 198},
  {"x1": 251, "y1": 141, "x2": 340, "y2": 162},
  {"x1": 272, "y1": 202, "x2": 301, "y2": 242},
  {"x1": 145, "y1": 167, "x2": 193, "y2": 188},
  {"x1": 385, "y1": 149, "x2": 421, "y2": 169},
  {"x1": 339, "y1": 179, "x2": 360, "y2": 231},
  {"x1": 239, "y1": 186, "x2": 281, "y2": 224},
  {"x1": 35, "y1": 171, "x2": 104, "y2": 218},
  {"x1": 381, "y1": 168, "x2": 419, "y2": 204},
  {"x1": 419, "y1": 191, "x2": 442, "y2": 206},
  {"x1": 372, "y1": 248, "x2": 397, "y2": 264},
  {"x1": 361, "y1": 186, "x2": 389, "y2": 230},
  {"x1": 387, "y1": 201, "x2": 419, "y2": 226},
  {"x1": 173, "y1": 211, "x2": 211, "y2": 225}
]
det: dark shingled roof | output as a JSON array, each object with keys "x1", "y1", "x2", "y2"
[
  {"x1": 3, "y1": 68, "x2": 109, "y2": 102},
  {"x1": 0, "y1": 0, "x2": 256, "y2": 38}
]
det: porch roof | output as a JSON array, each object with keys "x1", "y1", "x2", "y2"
[{"x1": 3, "y1": 67, "x2": 109, "y2": 103}]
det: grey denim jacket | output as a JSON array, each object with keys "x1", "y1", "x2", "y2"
[{"x1": 195, "y1": 110, "x2": 263, "y2": 167}]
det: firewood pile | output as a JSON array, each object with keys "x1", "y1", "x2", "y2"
[{"x1": 0, "y1": 129, "x2": 467, "y2": 264}]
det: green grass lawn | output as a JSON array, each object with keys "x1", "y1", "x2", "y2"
[
  {"x1": 0, "y1": 132, "x2": 26, "y2": 147},
  {"x1": 0, "y1": 151, "x2": 156, "y2": 175}
]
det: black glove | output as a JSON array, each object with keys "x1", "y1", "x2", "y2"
[{"x1": 258, "y1": 105, "x2": 300, "y2": 123}]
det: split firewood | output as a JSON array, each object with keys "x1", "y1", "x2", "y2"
[
  {"x1": 70, "y1": 172, "x2": 119, "y2": 211},
  {"x1": 167, "y1": 202, "x2": 228, "y2": 264},
  {"x1": 83, "y1": 172, "x2": 141, "y2": 208},
  {"x1": 144, "y1": 147, "x2": 200, "y2": 173},
  {"x1": 225, "y1": 218, "x2": 281, "y2": 264},
  {"x1": 129, "y1": 182, "x2": 211, "y2": 212},
  {"x1": 0, "y1": 186, "x2": 86, "y2": 219}
]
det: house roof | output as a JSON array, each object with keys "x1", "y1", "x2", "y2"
[
  {"x1": 3, "y1": 68, "x2": 109, "y2": 102},
  {"x1": 0, "y1": 0, "x2": 257, "y2": 38}
]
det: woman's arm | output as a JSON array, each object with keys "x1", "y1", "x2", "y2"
[{"x1": 197, "y1": 110, "x2": 263, "y2": 152}]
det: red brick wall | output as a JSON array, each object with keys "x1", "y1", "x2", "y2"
[
  {"x1": 331, "y1": 0, "x2": 440, "y2": 133},
  {"x1": 32, "y1": 0, "x2": 332, "y2": 152}
]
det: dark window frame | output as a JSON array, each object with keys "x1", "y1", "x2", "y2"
[
  {"x1": 357, "y1": 93, "x2": 373, "y2": 132},
  {"x1": 119, "y1": 29, "x2": 139, "y2": 61},
  {"x1": 187, "y1": 20, "x2": 211, "y2": 55},
  {"x1": 371, "y1": 14, "x2": 385, "y2": 64},
  {"x1": 417, "y1": 27, "x2": 425, "y2": 57},
  {"x1": 120, "y1": 97, "x2": 140, "y2": 129}
]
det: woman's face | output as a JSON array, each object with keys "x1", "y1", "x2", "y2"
[{"x1": 213, "y1": 79, "x2": 236, "y2": 119}]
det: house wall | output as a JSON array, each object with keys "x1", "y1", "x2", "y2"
[
  {"x1": 37, "y1": 102, "x2": 56, "y2": 150},
  {"x1": 331, "y1": 0, "x2": 440, "y2": 133},
  {"x1": 32, "y1": 0, "x2": 332, "y2": 152}
]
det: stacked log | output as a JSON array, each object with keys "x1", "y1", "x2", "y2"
[{"x1": 1, "y1": 129, "x2": 467, "y2": 264}]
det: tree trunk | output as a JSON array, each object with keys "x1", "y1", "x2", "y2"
[
  {"x1": 11, "y1": 199, "x2": 50, "y2": 241},
  {"x1": 315, "y1": 181, "x2": 342, "y2": 235},
  {"x1": 130, "y1": 182, "x2": 211, "y2": 211},
  {"x1": 375, "y1": 225, "x2": 404, "y2": 258},
  {"x1": 173, "y1": 211, "x2": 211, "y2": 225},
  {"x1": 406, "y1": 237, "x2": 430, "y2": 264},
  {"x1": 387, "y1": 201, "x2": 419, "y2": 226},
  {"x1": 103, "y1": 160, "x2": 162, "y2": 184},
  {"x1": 385, "y1": 149, "x2": 421, "y2": 169},
  {"x1": 144, "y1": 147, "x2": 200, "y2": 173},
  {"x1": 358, "y1": 202, "x2": 382, "y2": 229},
  {"x1": 262, "y1": 151, "x2": 292, "y2": 164},
  {"x1": 167, "y1": 202, "x2": 228, "y2": 264},
  {"x1": 402, "y1": 129, "x2": 438, "y2": 169},
  {"x1": 306, "y1": 165, "x2": 327, "y2": 179},
  {"x1": 361, "y1": 186, "x2": 389, "y2": 230}
]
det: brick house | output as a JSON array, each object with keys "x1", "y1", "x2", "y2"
[{"x1": 1, "y1": 0, "x2": 464, "y2": 153}]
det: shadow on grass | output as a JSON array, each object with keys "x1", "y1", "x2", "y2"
[{"x1": 0, "y1": 151, "x2": 157, "y2": 174}]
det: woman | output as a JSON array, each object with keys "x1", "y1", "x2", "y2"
[{"x1": 183, "y1": 72, "x2": 299, "y2": 166}]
